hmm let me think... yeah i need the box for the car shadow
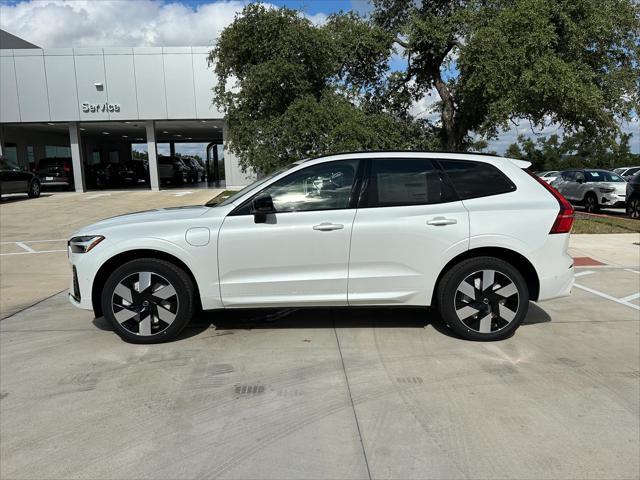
[93,302,552,343]
[0,194,53,204]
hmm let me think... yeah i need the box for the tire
[584,193,600,213]
[628,197,640,220]
[27,179,40,198]
[436,256,530,341]
[101,258,195,344]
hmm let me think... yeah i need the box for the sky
[0,0,637,155]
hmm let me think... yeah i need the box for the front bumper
[600,192,626,207]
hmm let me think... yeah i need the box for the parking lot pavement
[1,192,639,479]
[0,189,221,319]
[0,264,638,479]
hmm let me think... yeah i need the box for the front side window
[258,160,359,213]
[365,158,454,207]
[441,160,516,199]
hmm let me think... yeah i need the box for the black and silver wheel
[628,197,640,219]
[28,179,40,198]
[584,193,599,213]
[436,257,529,341]
[101,258,195,343]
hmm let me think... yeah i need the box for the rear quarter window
[440,160,516,200]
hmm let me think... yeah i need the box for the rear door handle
[313,222,344,231]
[427,217,457,226]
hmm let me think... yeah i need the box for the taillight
[63,161,71,173]
[525,170,574,234]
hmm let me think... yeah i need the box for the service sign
[81,102,121,113]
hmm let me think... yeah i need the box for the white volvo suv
[68,152,575,343]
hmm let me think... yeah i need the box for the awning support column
[145,121,160,191]
[69,123,86,193]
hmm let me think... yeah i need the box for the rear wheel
[101,258,195,344]
[584,193,600,213]
[27,179,40,198]
[436,257,529,341]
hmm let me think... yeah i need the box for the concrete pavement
[0,189,221,318]
[1,190,638,479]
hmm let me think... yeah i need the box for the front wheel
[101,258,195,344]
[28,179,41,198]
[584,193,600,213]
[628,197,640,219]
[436,257,529,341]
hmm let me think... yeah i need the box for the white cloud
[0,0,331,48]
[0,0,253,48]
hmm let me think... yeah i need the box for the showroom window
[365,158,454,207]
[258,160,359,213]
[440,160,516,199]
[44,145,71,158]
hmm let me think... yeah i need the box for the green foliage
[212,1,639,173]
[373,0,639,150]
[505,132,637,170]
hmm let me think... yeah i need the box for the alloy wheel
[630,199,640,219]
[111,271,179,336]
[585,196,596,213]
[31,181,39,196]
[454,269,520,334]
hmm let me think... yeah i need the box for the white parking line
[574,283,640,311]
[87,193,111,199]
[14,242,36,253]
[0,249,66,256]
[624,269,640,275]
[620,292,640,303]
[0,239,66,244]
[172,191,193,197]
[574,270,595,277]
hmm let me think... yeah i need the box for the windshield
[585,171,625,182]
[206,163,298,207]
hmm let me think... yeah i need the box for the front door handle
[313,222,344,231]
[427,217,457,226]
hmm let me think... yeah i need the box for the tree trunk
[433,74,463,151]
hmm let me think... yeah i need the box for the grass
[572,212,640,234]
[206,190,238,205]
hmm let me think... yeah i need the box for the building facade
[0,32,253,190]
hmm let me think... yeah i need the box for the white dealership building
[0,29,253,190]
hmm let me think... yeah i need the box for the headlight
[598,187,615,193]
[68,235,105,253]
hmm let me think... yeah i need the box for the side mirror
[576,177,584,184]
[252,194,274,223]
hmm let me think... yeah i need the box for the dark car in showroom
[158,156,189,185]
[182,156,206,183]
[86,163,137,189]
[626,172,640,219]
[34,157,73,190]
[0,155,41,198]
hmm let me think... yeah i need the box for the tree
[212,2,639,173]
[210,4,431,173]
[507,131,637,170]
[372,0,639,151]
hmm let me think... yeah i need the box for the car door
[218,159,362,307]
[0,156,21,193]
[572,171,587,201]
[348,158,469,306]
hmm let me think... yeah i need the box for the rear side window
[365,158,455,207]
[441,160,516,199]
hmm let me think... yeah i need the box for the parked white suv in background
[68,152,575,343]
[551,169,627,212]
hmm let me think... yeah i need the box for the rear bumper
[530,233,575,302]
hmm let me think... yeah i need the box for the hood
[76,205,211,233]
